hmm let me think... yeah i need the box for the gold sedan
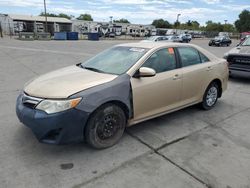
[16,42,228,149]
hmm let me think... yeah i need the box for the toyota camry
[16,42,228,149]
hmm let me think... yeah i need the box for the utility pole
[44,0,48,32]
[176,13,181,34]
[8,20,11,38]
[0,21,3,38]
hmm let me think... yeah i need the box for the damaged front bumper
[16,93,89,144]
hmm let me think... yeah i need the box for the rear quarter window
[199,52,210,63]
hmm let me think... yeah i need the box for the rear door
[177,47,213,105]
[130,47,182,122]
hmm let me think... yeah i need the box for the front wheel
[201,82,219,110]
[85,104,126,149]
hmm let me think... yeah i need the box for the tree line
[40,9,250,32]
[39,13,130,23]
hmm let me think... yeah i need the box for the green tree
[77,14,93,21]
[178,20,200,30]
[191,21,200,30]
[114,18,130,23]
[186,20,192,27]
[57,13,72,20]
[40,12,58,17]
[235,10,250,32]
[205,20,223,32]
[39,12,72,20]
[223,24,235,32]
[152,19,172,28]
[174,21,180,28]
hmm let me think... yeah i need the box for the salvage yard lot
[0,38,250,188]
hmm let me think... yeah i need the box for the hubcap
[97,114,120,140]
[206,86,218,107]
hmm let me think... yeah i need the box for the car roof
[116,42,195,49]
[116,42,219,62]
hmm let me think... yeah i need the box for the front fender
[70,74,133,118]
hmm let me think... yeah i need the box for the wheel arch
[83,100,130,141]
[207,78,222,98]
[87,100,130,123]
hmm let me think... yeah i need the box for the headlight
[223,53,228,59]
[36,98,82,114]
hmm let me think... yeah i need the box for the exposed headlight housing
[36,98,82,114]
[223,53,228,59]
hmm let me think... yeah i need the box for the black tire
[85,104,126,149]
[201,82,219,110]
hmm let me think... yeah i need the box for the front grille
[228,55,250,71]
[228,55,250,64]
[22,93,43,109]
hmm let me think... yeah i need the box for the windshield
[242,37,250,46]
[81,46,148,75]
[215,36,223,40]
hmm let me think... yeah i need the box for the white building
[0,14,72,35]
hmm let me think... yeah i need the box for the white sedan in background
[141,36,169,42]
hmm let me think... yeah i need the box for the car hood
[228,46,250,55]
[24,65,118,99]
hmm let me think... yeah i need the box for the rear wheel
[85,104,126,149]
[201,82,219,110]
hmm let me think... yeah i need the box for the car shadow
[229,76,250,84]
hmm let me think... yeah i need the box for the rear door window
[177,47,201,67]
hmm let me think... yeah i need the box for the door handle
[173,74,180,80]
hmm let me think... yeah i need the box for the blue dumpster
[67,32,79,40]
[54,32,67,40]
[88,33,99,41]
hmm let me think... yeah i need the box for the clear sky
[0,0,249,25]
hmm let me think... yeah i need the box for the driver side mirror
[134,67,156,78]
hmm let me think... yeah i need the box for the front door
[130,48,182,122]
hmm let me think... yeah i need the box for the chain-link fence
[203,31,240,39]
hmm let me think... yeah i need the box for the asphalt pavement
[0,38,250,188]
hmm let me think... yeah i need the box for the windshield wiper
[81,65,105,73]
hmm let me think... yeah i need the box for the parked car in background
[141,36,168,42]
[240,35,249,43]
[108,32,116,38]
[185,34,192,41]
[166,35,183,42]
[240,32,250,43]
[209,36,232,47]
[224,37,250,77]
[179,34,192,43]
[218,32,229,37]
[16,42,228,149]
